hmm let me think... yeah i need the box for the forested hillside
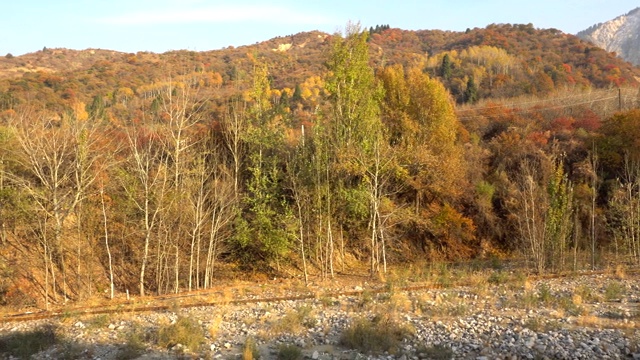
[0,23,639,307]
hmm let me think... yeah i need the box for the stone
[312,350,319,359]
[524,337,536,349]
[533,344,546,353]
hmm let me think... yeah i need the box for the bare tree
[6,110,107,302]
[512,157,573,273]
[121,125,169,297]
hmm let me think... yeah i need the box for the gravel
[1,272,639,359]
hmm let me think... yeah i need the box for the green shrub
[604,281,626,301]
[488,270,509,285]
[537,283,553,305]
[157,316,205,351]
[86,314,110,329]
[277,344,302,360]
[521,292,539,309]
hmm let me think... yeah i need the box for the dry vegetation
[0,23,639,312]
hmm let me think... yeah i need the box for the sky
[1,0,638,56]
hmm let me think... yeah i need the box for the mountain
[0,47,127,80]
[0,25,636,114]
[577,7,640,65]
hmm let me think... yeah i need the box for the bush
[340,314,413,354]
[604,281,626,301]
[117,323,148,360]
[277,344,302,360]
[537,283,553,305]
[269,306,315,336]
[242,337,260,360]
[157,316,205,351]
[488,270,509,285]
[418,344,453,360]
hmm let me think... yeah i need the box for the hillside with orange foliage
[0,24,639,308]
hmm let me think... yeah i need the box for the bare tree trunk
[100,186,114,300]
[590,151,598,270]
[174,244,179,294]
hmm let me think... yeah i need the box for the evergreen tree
[440,54,452,80]
[88,94,106,120]
[464,76,478,104]
[291,84,303,106]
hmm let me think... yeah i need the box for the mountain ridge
[577,7,640,65]
[1,25,636,110]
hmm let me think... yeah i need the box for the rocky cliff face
[577,7,640,65]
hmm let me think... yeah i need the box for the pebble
[1,274,639,360]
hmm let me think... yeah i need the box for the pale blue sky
[2,0,638,56]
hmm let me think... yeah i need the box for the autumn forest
[1,23,640,307]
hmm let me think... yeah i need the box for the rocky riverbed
[1,271,640,359]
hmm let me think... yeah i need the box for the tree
[597,109,640,179]
[512,156,573,273]
[325,22,386,274]
[379,62,480,258]
[6,110,108,303]
[464,76,479,104]
[230,58,294,269]
[88,95,106,121]
[440,54,452,80]
[120,124,169,297]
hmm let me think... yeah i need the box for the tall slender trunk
[100,186,114,299]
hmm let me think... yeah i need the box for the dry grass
[207,312,224,339]
[415,291,469,318]
[614,265,627,279]
[268,305,315,337]
[382,291,413,314]
[340,312,414,355]
[158,316,205,351]
[242,337,260,360]
[574,284,601,303]
[576,315,603,327]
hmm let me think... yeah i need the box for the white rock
[312,350,319,359]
